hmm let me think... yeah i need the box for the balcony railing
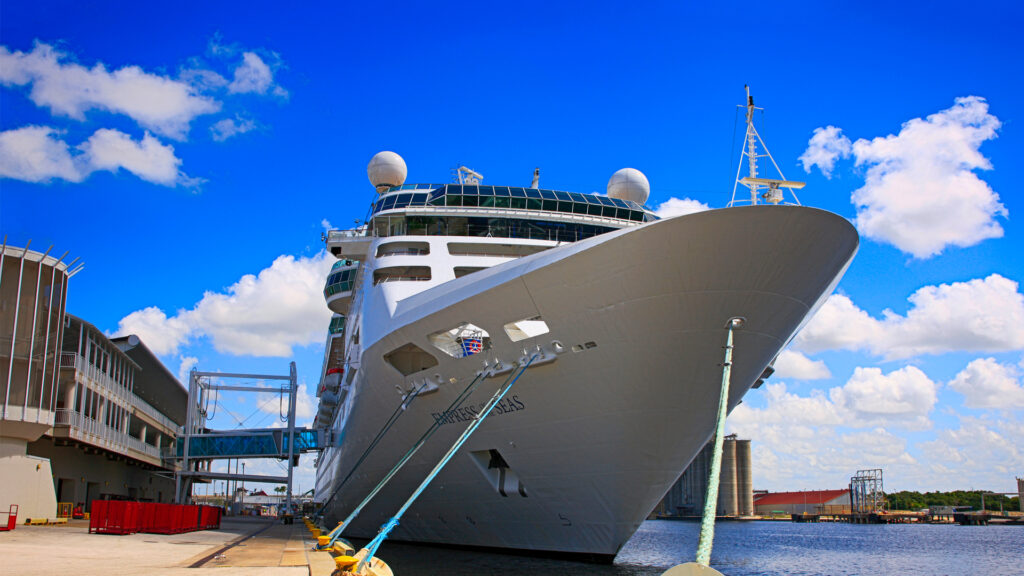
[54,409,162,461]
[60,352,179,434]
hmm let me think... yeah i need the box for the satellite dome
[607,168,650,205]
[367,151,407,190]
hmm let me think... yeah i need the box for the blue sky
[2,1,1022,494]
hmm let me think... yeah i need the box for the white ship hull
[316,205,857,559]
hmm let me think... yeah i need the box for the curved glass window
[325,266,358,296]
[371,184,656,223]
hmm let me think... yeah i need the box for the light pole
[242,463,246,492]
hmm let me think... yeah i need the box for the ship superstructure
[311,93,858,560]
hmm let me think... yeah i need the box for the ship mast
[729,85,805,206]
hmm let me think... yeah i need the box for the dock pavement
[0,516,336,576]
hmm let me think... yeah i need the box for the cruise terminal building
[1,243,185,519]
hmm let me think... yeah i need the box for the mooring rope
[357,354,539,570]
[695,321,738,566]
[319,370,490,549]
[320,379,433,515]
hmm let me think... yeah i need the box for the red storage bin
[89,501,219,536]
[142,502,174,534]
[88,500,140,535]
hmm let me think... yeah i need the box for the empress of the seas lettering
[431,395,526,426]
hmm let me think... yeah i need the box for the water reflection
[367,519,1024,576]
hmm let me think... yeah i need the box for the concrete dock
[0,517,334,576]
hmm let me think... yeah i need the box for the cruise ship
[312,95,859,561]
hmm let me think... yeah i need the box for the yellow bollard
[311,528,321,538]
[334,555,359,572]
[318,535,331,548]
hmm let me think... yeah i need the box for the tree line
[886,490,1021,512]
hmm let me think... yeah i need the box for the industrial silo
[736,439,753,516]
[718,436,738,515]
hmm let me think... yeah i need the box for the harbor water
[367,519,1024,576]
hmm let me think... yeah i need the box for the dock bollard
[334,555,359,572]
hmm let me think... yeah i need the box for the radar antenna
[728,85,804,206]
[455,165,483,185]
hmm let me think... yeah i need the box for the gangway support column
[284,361,297,517]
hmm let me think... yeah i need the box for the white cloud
[772,350,831,380]
[731,363,1022,491]
[829,366,937,430]
[653,197,710,219]
[114,306,194,355]
[257,383,316,422]
[178,356,199,386]
[210,116,257,141]
[189,252,334,356]
[796,274,1024,359]
[735,366,937,431]
[0,125,196,187]
[838,96,1004,258]
[0,125,83,183]
[948,357,1024,410]
[919,416,1024,488]
[729,381,922,488]
[799,125,851,178]
[732,366,936,433]
[113,252,335,357]
[0,42,219,139]
[80,129,183,185]
[228,52,286,97]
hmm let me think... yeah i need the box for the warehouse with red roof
[754,489,851,515]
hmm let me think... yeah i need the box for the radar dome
[607,168,650,205]
[367,151,407,190]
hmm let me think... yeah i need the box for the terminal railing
[60,352,179,434]
[54,409,162,461]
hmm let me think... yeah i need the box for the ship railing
[327,228,368,241]
[447,251,527,258]
[376,249,429,256]
[382,205,647,226]
[373,275,431,285]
